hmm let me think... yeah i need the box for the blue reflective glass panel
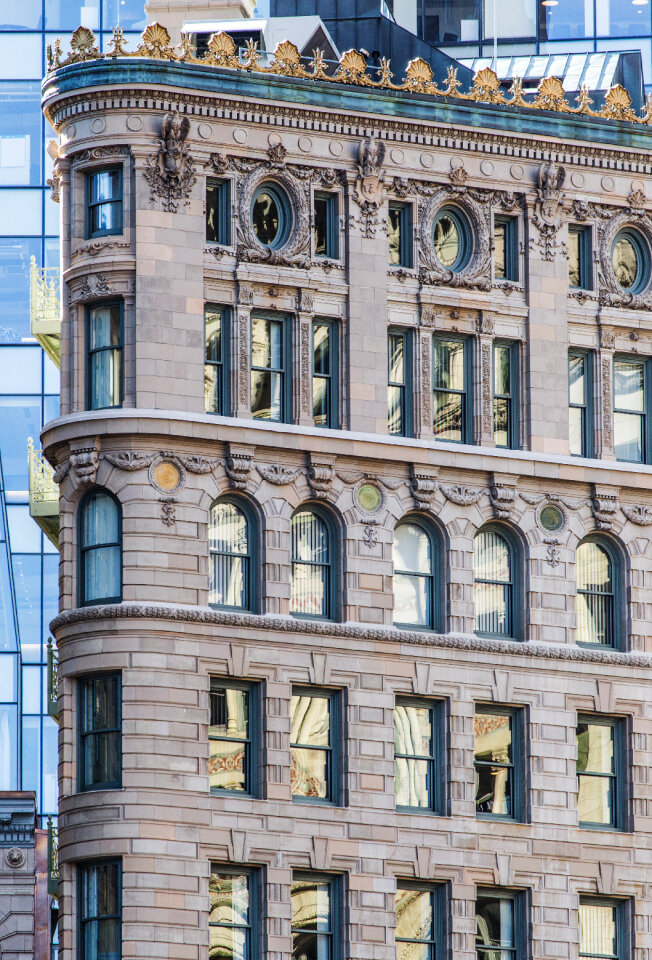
[103,0,147,31]
[12,555,41,656]
[0,0,42,28]
[0,83,42,185]
[0,190,42,236]
[22,663,41,713]
[21,715,40,792]
[8,508,41,552]
[0,35,42,80]
[45,0,100,29]
[0,398,41,493]
[0,239,41,342]
[0,347,42,395]
[0,704,18,789]
[43,555,59,643]
[42,717,58,812]
[0,654,17,701]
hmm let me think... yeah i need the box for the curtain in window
[576,541,613,646]
[81,492,121,604]
[393,522,433,626]
[89,304,121,409]
[209,502,249,608]
[291,511,330,617]
[473,529,512,636]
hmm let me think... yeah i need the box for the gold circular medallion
[153,461,181,492]
[356,483,382,514]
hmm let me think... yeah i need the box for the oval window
[612,229,648,293]
[251,182,291,249]
[433,207,470,271]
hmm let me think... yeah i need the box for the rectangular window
[251,315,287,422]
[86,167,122,239]
[569,226,592,289]
[313,320,337,428]
[79,860,121,960]
[87,302,123,410]
[493,342,518,449]
[395,884,445,960]
[209,866,254,960]
[613,357,647,463]
[314,192,338,259]
[474,707,523,820]
[389,202,413,268]
[579,898,624,960]
[433,337,468,443]
[205,305,228,415]
[394,699,443,812]
[291,689,336,803]
[388,329,411,437]
[291,874,336,960]
[494,217,518,282]
[209,680,252,795]
[206,178,231,245]
[569,351,592,457]
[577,717,622,829]
[476,890,522,960]
[79,675,121,791]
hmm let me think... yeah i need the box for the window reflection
[476,894,516,960]
[577,720,616,826]
[433,338,466,441]
[473,529,513,637]
[393,522,434,628]
[209,501,250,610]
[576,541,614,646]
[613,358,645,463]
[394,702,435,809]
[474,710,514,817]
[291,693,331,801]
[79,490,121,605]
[291,876,333,960]
[291,510,331,619]
[251,316,284,422]
[395,886,436,960]
[209,683,250,793]
[579,900,618,960]
[209,870,251,960]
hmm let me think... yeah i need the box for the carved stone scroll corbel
[489,473,518,520]
[226,444,255,490]
[592,484,619,531]
[409,466,438,509]
[308,454,335,499]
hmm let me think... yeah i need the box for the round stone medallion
[571,171,585,188]
[510,163,524,180]
[420,152,434,168]
[391,148,405,164]
[298,136,313,153]
[5,847,25,869]
[127,115,143,132]
[537,502,566,534]
[233,128,248,144]
[355,482,383,514]
[90,117,105,134]
[198,123,213,140]
[149,458,185,494]
[601,175,616,192]
[329,140,343,156]
[480,159,494,176]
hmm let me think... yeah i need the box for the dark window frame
[392,517,440,632]
[312,319,338,429]
[78,488,123,607]
[576,714,626,831]
[209,678,258,797]
[388,328,412,438]
[209,864,259,960]
[394,696,447,814]
[432,334,472,444]
[569,349,594,458]
[85,300,124,412]
[291,871,341,960]
[251,181,292,250]
[290,686,340,806]
[613,354,651,464]
[474,704,526,823]
[313,190,339,260]
[85,166,123,240]
[250,312,291,424]
[612,226,650,296]
[78,859,122,960]
[569,225,593,290]
[395,881,448,960]
[576,536,619,650]
[432,205,472,273]
[579,896,628,960]
[389,201,414,268]
[78,673,122,792]
[208,496,256,613]
[205,304,230,416]
[493,340,519,450]
[290,504,337,622]
[206,177,232,246]
[473,523,521,641]
[494,215,519,282]
[475,887,527,960]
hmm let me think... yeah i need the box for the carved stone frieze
[256,464,302,485]
[71,238,131,260]
[481,342,492,437]
[71,145,124,165]
[174,454,221,474]
[440,484,484,506]
[621,504,652,525]
[352,135,386,238]
[601,357,613,450]
[519,491,582,510]
[78,273,112,300]
[143,110,196,212]
[104,451,158,471]
[532,161,565,261]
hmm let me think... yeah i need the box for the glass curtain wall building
[0,0,146,825]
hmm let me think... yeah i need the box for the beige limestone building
[39,21,652,960]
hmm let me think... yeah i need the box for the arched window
[473,527,515,638]
[291,508,332,619]
[209,500,252,610]
[393,519,436,629]
[576,539,615,646]
[79,490,122,606]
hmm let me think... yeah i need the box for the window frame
[290,505,337,622]
[432,334,472,444]
[78,859,122,960]
[395,881,448,960]
[493,215,519,283]
[473,524,521,641]
[209,678,257,798]
[613,354,650,464]
[206,177,232,246]
[205,304,230,416]
[85,166,123,240]
[569,349,594,458]
[250,312,291,424]
[394,697,446,814]
[493,340,519,450]
[612,226,650,296]
[576,714,626,832]
[209,864,259,960]
[475,887,526,960]
[474,704,526,823]
[313,190,339,260]
[568,224,593,291]
[291,871,340,960]
[78,488,123,607]
[575,536,619,650]
[208,496,256,613]
[388,201,414,269]
[388,327,412,438]
[578,896,628,960]
[85,300,124,412]
[251,180,292,250]
[392,517,440,632]
[312,319,338,429]
[78,673,122,793]
[432,205,472,273]
[290,686,340,806]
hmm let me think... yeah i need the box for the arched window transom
[291,510,331,619]
[209,501,251,610]
[80,490,121,606]
[393,521,435,628]
[473,528,514,638]
[576,540,615,647]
